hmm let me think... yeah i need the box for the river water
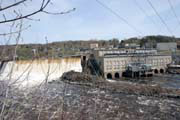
[41,75,180,120]
[119,74,180,89]
[152,74,180,89]
[1,73,180,119]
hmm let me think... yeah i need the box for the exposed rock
[61,71,104,84]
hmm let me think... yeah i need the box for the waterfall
[0,57,82,88]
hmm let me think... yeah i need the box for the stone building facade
[93,49,172,79]
[101,55,172,79]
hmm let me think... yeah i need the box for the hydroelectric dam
[0,56,82,88]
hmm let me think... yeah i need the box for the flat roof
[103,54,171,58]
[94,48,157,51]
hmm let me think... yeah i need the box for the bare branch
[41,0,50,10]
[13,10,20,17]
[25,17,40,21]
[0,9,42,24]
[0,0,75,24]
[2,14,6,21]
[0,0,27,12]
[0,25,31,36]
[42,8,76,15]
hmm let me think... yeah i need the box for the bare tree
[0,0,75,41]
[0,0,75,24]
[0,1,76,119]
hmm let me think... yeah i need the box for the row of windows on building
[106,65,125,71]
[146,58,171,65]
[105,58,171,66]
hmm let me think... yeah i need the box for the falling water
[0,57,82,88]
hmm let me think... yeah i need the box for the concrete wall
[0,57,82,88]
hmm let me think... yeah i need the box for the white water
[0,58,82,88]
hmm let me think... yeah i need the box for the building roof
[103,54,171,58]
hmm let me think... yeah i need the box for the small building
[90,43,98,49]
[177,41,180,50]
[125,43,140,49]
[125,63,153,77]
[32,49,37,56]
[157,42,177,51]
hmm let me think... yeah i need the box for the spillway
[0,57,82,88]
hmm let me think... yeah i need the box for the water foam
[0,58,82,88]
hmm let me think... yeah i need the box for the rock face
[0,58,82,88]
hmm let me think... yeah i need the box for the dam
[0,56,82,88]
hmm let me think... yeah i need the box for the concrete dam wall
[0,57,82,88]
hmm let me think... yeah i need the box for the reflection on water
[120,74,180,89]
[151,74,180,89]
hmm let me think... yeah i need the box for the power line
[146,0,173,35]
[133,0,162,33]
[95,0,143,36]
[168,0,180,30]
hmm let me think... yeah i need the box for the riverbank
[60,71,180,99]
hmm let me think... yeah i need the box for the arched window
[154,69,158,74]
[107,73,112,79]
[160,69,164,74]
[115,73,120,79]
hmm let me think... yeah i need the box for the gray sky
[1,0,180,44]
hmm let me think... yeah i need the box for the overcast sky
[1,0,180,44]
